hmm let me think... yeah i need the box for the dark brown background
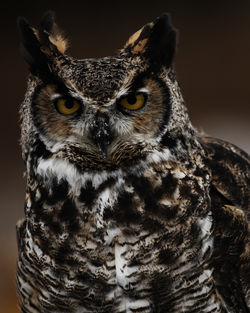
[0,0,249,312]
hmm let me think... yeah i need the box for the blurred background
[0,0,249,312]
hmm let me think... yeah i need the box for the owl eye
[119,93,146,111]
[54,97,81,115]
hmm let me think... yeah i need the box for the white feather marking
[37,158,80,188]
[114,243,128,289]
[146,148,171,164]
[33,242,43,258]
[105,228,122,245]
[18,277,33,295]
[197,213,214,259]
[173,187,180,200]
[35,188,41,200]
[115,86,150,101]
[198,213,213,239]
[37,158,123,193]
[96,188,115,228]
[172,168,186,179]
[50,142,66,153]
[41,268,56,280]
[203,297,220,313]
[174,257,197,276]
[37,147,171,194]
[50,93,62,101]
[158,198,172,206]
[85,240,97,250]
[26,193,32,208]
[26,228,52,264]
[198,269,212,284]
[129,299,150,310]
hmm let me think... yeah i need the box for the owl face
[19,12,191,169]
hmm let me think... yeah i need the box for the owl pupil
[65,99,74,109]
[127,95,137,105]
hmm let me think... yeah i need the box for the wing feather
[200,136,250,312]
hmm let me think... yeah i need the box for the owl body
[18,146,216,313]
[17,13,250,313]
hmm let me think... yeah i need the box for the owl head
[19,12,194,172]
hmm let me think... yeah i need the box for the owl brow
[48,81,82,100]
[137,87,149,94]
[127,69,154,92]
[35,68,66,88]
[49,90,86,107]
[115,86,149,103]
[50,93,63,101]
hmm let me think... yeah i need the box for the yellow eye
[119,93,146,111]
[55,98,81,115]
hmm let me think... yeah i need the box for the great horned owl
[17,12,250,313]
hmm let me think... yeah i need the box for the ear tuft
[18,12,68,76]
[124,22,153,54]
[17,16,50,74]
[147,13,177,68]
[124,13,177,68]
[38,10,56,34]
[39,11,68,54]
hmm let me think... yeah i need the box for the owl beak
[90,112,113,158]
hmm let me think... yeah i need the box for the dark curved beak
[89,112,113,158]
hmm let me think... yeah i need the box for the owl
[17,11,249,313]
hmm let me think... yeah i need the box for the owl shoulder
[200,136,250,211]
[199,138,250,310]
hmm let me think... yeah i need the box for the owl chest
[25,166,214,312]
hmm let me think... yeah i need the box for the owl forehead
[63,55,145,103]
